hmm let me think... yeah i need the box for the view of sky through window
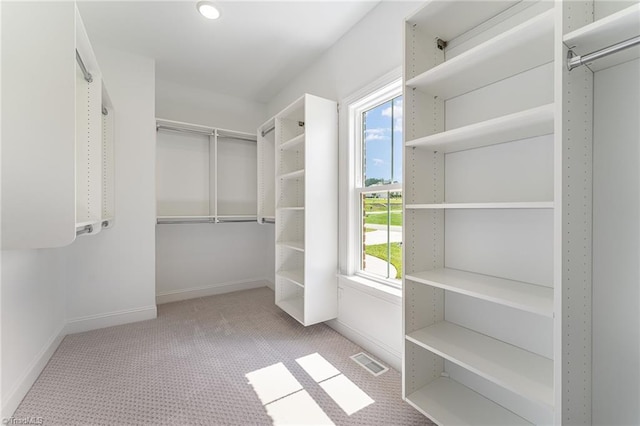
[361,95,403,283]
[363,96,403,187]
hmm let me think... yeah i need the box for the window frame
[344,76,403,288]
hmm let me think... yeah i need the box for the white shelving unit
[561,2,640,424]
[155,119,257,224]
[2,2,115,248]
[257,118,276,223]
[403,1,593,425]
[101,84,115,229]
[274,94,338,326]
[563,3,640,72]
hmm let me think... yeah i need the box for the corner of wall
[1,325,66,419]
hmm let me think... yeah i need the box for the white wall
[155,78,275,303]
[267,1,420,116]
[1,250,66,418]
[64,46,157,333]
[156,78,265,133]
[266,1,420,370]
[592,58,640,426]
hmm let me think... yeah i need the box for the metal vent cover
[350,352,389,376]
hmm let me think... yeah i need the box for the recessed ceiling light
[197,1,220,20]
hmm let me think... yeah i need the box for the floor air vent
[350,352,388,376]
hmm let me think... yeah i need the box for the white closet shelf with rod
[564,3,640,72]
[257,117,276,224]
[156,119,258,142]
[156,118,258,224]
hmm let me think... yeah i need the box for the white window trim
[338,68,403,288]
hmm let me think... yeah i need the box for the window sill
[338,274,402,306]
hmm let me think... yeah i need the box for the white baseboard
[326,319,402,372]
[156,279,269,305]
[64,305,157,335]
[2,324,66,418]
[264,280,275,291]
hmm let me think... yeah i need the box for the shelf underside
[407,377,531,426]
[406,10,554,99]
[405,104,554,153]
[406,321,553,408]
[278,169,305,180]
[277,241,305,252]
[406,268,553,318]
[277,296,304,324]
[280,133,305,150]
[406,1,520,42]
[278,269,304,287]
[564,4,640,72]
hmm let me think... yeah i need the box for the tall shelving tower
[401,1,600,424]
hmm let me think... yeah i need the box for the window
[348,79,402,286]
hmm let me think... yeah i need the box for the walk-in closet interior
[1,0,638,425]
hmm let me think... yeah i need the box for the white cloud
[372,158,384,166]
[381,104,403,121]
[394,117,403,132]
[365,128,389,141]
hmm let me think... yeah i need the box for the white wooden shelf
[157,215,214,220]
[217,215,258,222]
[274,94,337,326]
[564,4,640,72]
[406,1,519,42]
[277,269,305,288]
[406,202,554,210]
[406,321,553,408]
[405,104,554,153]
[406,268,553,318]
[280,133,305,150]
[277,296,304,324]
[405,10,554,99]
[406,377,531,426]
[278,169,305,180]
[156,215,215,224]
[278,241,305,252]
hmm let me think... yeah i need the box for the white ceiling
[78,1,380,103]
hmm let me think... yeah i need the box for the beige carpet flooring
[14,287,431,425]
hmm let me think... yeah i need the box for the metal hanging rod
[157,217,258,225]
[76,224,93,236]
[156,125,214,136]
[261,125,275,138]
[261,217,275,224]
[218,133,257,143]
[156,124,257,142]
[567,35,640,71]
[75,49,93,83]
[217,218,257,223]
[260,121,304,138]
[157,218,215,225]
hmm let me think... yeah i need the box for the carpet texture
[14,287,431,425]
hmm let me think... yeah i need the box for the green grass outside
[363,197,402,212]
[365,242,403,279]
[364,211,403,226]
